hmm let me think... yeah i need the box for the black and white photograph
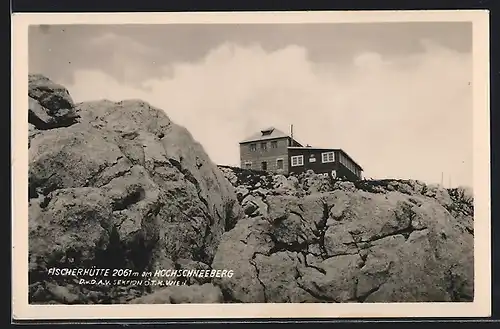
[12,10,490,319]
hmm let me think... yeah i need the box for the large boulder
[28,75,243,304]
[28,74,79,130]
[212,189,473,303]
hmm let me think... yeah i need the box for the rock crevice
[213,166,474,303]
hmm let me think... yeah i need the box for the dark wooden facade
[287,147,363,181]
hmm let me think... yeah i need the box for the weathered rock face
[28,74,80,130]
[27,75,473,305]
[28,75,243,304]
[214,166,474,303]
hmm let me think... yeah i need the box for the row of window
[243,151,360,177]
[245,158,284,171]
[290,151,335,167]
[249,141,278,152]
[338,153,360,176]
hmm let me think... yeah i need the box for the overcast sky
[28,22,473,188]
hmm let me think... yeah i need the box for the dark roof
[240,127,290,143]
[287,146,363,171]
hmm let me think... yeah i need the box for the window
[261,128,274,136]
[244,161,252,169]
[309,157,316,163]
[322,152,335,163]
[291,155,304,167]
[261,142,267,150]
[276,158,284,169]
[271,141,278,148]
[249,144,256,152]
[346,161,358,175]
[261,161,267,171]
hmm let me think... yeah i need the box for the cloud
[29,29,165,87]
[62,40,472,188]
[85,32,165,85]
[88,32,159,58]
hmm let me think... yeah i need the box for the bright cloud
[63,40,472,188]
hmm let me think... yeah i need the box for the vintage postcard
[12,10,490,320]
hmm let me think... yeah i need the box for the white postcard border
[11,10,491,320]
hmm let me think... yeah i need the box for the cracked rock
[214,168,474,303]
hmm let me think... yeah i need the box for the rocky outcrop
[28,74,80,130]
[213,166,474,303]
[28,75,243,304]
[27,75,473,304]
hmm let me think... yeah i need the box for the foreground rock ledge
[212,168,473,303]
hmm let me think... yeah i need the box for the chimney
[290,124,294,145]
